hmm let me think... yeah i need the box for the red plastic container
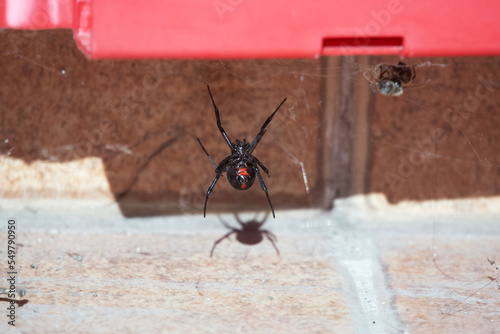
[1,0,499,59]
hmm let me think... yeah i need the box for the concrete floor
[1,198,499,333]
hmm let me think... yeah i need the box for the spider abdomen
[226,165,256,190]
[377,80,403,96]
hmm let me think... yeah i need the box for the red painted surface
[0,0,73,29]
[1,0,499,59]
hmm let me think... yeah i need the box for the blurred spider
[210,213,279,257]
[197,85,287,218]
[364,62,416,96]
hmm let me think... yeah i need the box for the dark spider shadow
[210,212,280,257]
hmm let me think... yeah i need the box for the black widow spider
[197,85,287,218]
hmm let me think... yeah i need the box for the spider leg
[251,156,270,178]
[249,97,287,154]
[204,174,220,217]
[207,85,233,150]
[197,138,217,168]
[203,156,234,217]
[262,230,280,256]
[378,65,390,78]
[254,166,275,218]
[210,231,235,257]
